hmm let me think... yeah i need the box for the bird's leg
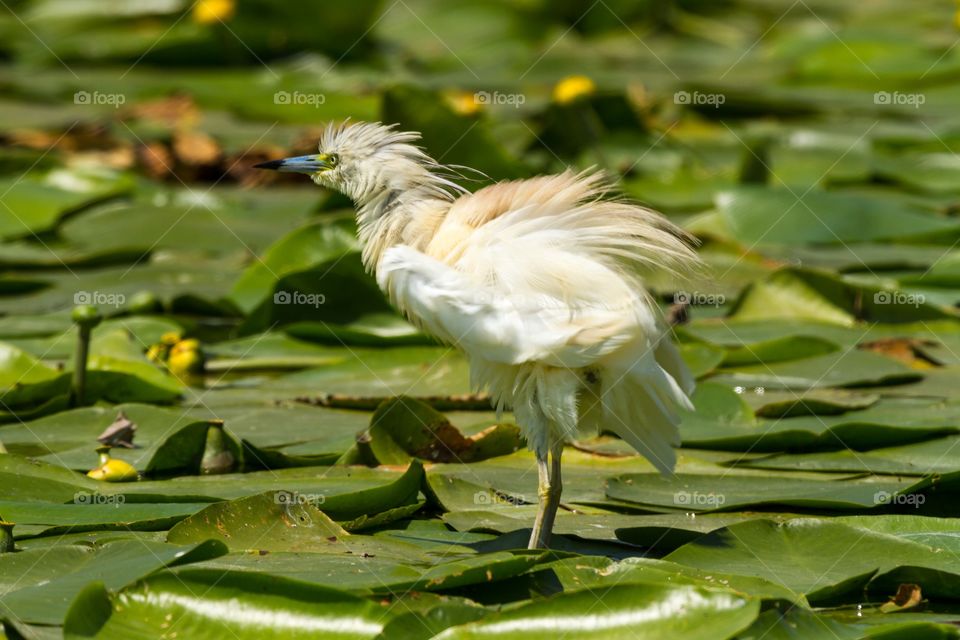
[528,449,551,549]
[528,444,564,549]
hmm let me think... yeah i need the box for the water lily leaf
[874,153,960,194]
[680,342,726,378]
[284,314,430,347]
[204,332,349,371]
[426,450,664,514]
[666,518,960,604]
[768,129,870,187]
[734,605,879,640]
[59,190,317,259]
[186,548,538,595]
[714,187,960,247]
[0,341,62,400]
[338,500,425,532]
[165,490,354,552]
[832,515,960,555]
[0,538,225,625]
[761,243,955,273]
[736,434,960,476]
[547,556,803,604]
[228,217,359,315]
[721,335,839,367]
[729,268,954,326]
[623,163,738,212]
[144,419,244,477]
[271,347,472,398]
[0,260,239,317]
[682,388,960,452]
[436,581,759,639]
[711,349,919,391]
[0,500,207,538]
[241,439,342,470]
[0,170,131,240]
[751,389,880,419]
[2,404,207,470]
[441,509,774,552]
[63,569,387,640]
[118,462,425,521]
[0,453,98,502]
[606,472,922,513]
[239,253,394,335]
[365,397,522,465]
[378,602,488,640]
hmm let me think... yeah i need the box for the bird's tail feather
[581,342,693,475]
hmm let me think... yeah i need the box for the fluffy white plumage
[261,121,701,546]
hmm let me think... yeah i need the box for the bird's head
[255,121,460,204]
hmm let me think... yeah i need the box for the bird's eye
[327,153,339,167]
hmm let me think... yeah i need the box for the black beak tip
[254,159,284,171]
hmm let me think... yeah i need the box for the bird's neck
[355,185,449,274]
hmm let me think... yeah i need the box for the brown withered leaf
[879,583,923,613]
[172,130,221,166]
[97,411,137,449]
[858,338,939,369]
[124,94,199,128]
[136,142,175,179]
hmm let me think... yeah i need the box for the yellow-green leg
[528,444,563,549]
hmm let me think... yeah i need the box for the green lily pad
[63,570,387,639]
[715,186,960,247]
[0,538,225,625]
[0,169,132,240]
[667,518,960,604]
[364,396,522,465]
[436,581,759,639]
[606,472,923,513]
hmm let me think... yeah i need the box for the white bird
[256,121,700,548]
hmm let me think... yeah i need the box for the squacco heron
[256,121,699,549]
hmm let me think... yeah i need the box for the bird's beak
[253,154,328,174]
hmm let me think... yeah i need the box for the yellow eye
[327,153,339,167]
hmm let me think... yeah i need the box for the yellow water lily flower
[87,446,138,482]
[160,331,181,346]
[553,75,596,105]
[445,90,482,116]
[193,0,235,24]
[168,338,205,376]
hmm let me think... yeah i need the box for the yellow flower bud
[553,75,596,105]
[193,0,235,24]
[160,332,181,346]
[87,446,138,482]
[146,344,165,363]
[171,339,201,354]
[445,90,482,116]
[168,343,205,376]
